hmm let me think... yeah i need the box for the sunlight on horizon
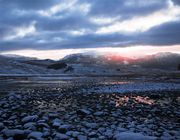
[1,45,180,60]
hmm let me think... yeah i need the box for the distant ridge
[0,52,180,74]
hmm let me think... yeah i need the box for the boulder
[115,132,157,140]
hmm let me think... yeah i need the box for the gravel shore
[0,81,180,140]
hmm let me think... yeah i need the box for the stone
[77,109,91,116]
[8,93,22,100]
[48,113,59,118]
[83,122,97,129]
[115,132,157,140]
[52,118,61,128]
[37,122,49,128]
[54,133,70,140]
[59,125,71,133]
[22,115,38,123]
[43,130,50,138]
[98,127,106,133]
[88,132,97,138]
[104,129,113,138]
[2,129,26,139]
[99,136,106,139]
[28,131,43,140]
[94,111,104,116]
[71,131,80,137]
[23,122,36,130]
[77,135,87,140]
[0,123,4,130]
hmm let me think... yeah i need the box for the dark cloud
[172,0,180,5]
[139,21,180,46]
[37,15,98,31]
[0,0,59,10]
[81,0,168,19]
[0,0,179,52]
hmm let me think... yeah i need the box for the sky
[0,0,180,59]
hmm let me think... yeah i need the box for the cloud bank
[0,0,180,52]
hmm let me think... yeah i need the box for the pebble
[2,129,26,139]
[115,132,157,140]
[0,123,4,130]
[77,135,87,140]
[52,118,61,128]
[0,86,179,140]
[83,122,97,129]
[22,115,38,123]
[28,131,43,140]
[23,122,36,130]
[77,109,91,116]
[59,124,71,133]
[54,132,69,140]
[94,111,104,116]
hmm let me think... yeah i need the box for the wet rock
[71,131,80,137]
[59,124,71,133]
[77,109,91,116]
[8,93,22,100]
[88,132,97,138]
[83,122,97,129]
[2,129,26,139]
[109,101,115,105]
[22,115,38,123]
[27,131,43,140]
[37,122,49,128]
[48,113,59,118]
[161,132,172,140]
[24,129,32,135]
[52,118,61,128]
[9,115,17,120]
[115,132,157,140]
[98,127,106,133]
[99,136,106,139]
[23,122,36,130]
[0,123,4,130]
[43,130,51,138]
[54,132,70,140]
[104,129,113,138]
[94,111,104,116]
[66,131,73,136]
[3,120,14,126]
[77,135,87,140]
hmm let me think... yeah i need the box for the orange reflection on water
[115,95,154,107]
[104,81,131,85]
[133,96,154,105]
[115,96,129,107]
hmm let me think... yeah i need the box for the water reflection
[115,96,155,107]
[103,81,132,85]
[133,96,154,105]
[115,96,129,107]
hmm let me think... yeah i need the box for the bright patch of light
[38,0,90,17]
[97,4,180,34]
[69,29,89,36]
[90,16,119,25]
[125,0,163,7]
[3,22,36,41]
[76,3,91,14]
[1,45,180,60]
[38,0,77,17]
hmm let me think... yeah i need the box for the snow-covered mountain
[0,55,63,74]
[0,52,179,74]
[61,52,180,70]
[135,52,180,70]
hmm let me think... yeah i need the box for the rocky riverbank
[0,84,179,140]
